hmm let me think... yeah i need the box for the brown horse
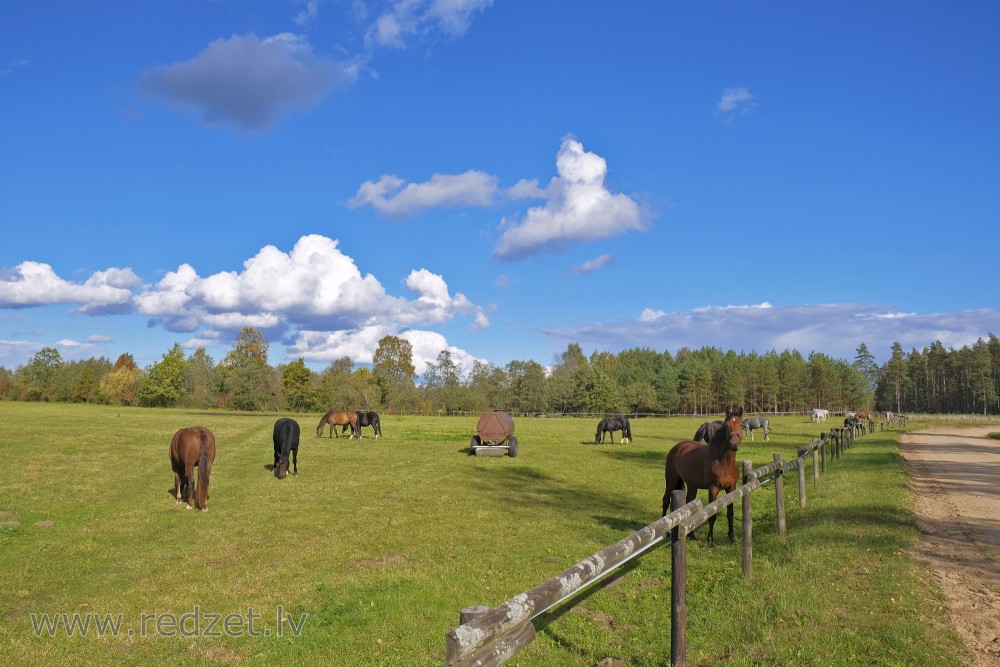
[855,411,871,420]
[316,410,358,438]
[662,407,744,547]
[169,427,216,511]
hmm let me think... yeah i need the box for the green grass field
[0,403,971,666]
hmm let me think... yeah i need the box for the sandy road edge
[898,427,1000,667]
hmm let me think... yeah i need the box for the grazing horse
[169,427,216,511]
[811,408,829,423]
[316,410,358,438]
[273,418,300,479]
[744,417,770,441]
[844,416,866,434]
[662,407,744,547]
[694,420,723,444]
[855,411,871,420]
[355,411,382,439]
[595,416,632,444]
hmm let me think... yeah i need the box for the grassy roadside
[0,403,974,666]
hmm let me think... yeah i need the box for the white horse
[811,408,829,423]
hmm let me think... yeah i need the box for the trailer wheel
[507,435,518,457]
[469,435,481,454]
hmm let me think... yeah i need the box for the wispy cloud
[0,58,29,77]
[569,254,614,276]
[715,86,756,123]
[139,33,355,132]
[541,302,1000,364]
[365,0,494,49]
[348,171,498,217]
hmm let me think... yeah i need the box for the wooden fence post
[773,453,786,538]
[812,441,819,487]
[671,489,687,667]
[796,447,806,508]
[820,433,827,472]
[742,460,753,579]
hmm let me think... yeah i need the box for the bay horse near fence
[169,427,216,511]
[355,411,382,439]
[595,416,632,444]
[662,407,744,547]
[744,417,770,441]
[316,410,358,438]
[694,420,723,444]
[273,418,300,479]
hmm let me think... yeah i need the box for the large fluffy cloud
[132,234,488,355]
[0,261,140,313]
[139,33,352,132]
[494,138,648,258]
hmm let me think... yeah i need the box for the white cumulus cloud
[493,137,648,259]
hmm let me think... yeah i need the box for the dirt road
[898,427,1000,667]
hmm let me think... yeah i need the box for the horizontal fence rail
[443,419,885,666]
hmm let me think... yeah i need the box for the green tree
[506,359,548,414]
[372,335,416,410]
[320,356,355,409]
[879,342,910,412]
[218,327,275,411]
[281,358,319,412]
[138,343,187,407]
[547,343,592,413]
[19,347,64,401]
[181,348,217,409]
[584,369,622,414]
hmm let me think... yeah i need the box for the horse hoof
[185,504,193,510]
[201,508,208,513]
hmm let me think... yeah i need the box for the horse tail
[196,429,212,509]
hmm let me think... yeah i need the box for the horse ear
[736,407,744,417]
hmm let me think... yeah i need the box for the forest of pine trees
[3,327,999,416]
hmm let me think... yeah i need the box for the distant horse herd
[167,409,382,511]
[169,407,878,517]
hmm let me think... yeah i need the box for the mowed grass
[0,403,970,666]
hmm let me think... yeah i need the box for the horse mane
[195,429,212,509]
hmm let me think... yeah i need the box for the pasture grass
[0,404,973,666]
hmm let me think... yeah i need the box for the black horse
[273,418,300,479]
[595,416,632,444]
[694,420,723,444]
[844,416,866,435]
[355,411,382,439]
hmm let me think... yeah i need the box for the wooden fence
[443,419,890,667]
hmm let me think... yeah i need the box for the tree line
[3,326,999,416]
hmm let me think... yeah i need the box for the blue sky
[1,1,998,376]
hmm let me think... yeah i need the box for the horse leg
[726,485,736,543]
[685,487,700,541]
[174,471,183,504]
[184,464,195,510]
[292,448,298,476]
[706,487,720,547]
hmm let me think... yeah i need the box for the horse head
[722,406,744,450]
[277,455,289,479]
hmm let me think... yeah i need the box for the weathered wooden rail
[443,420,882,666]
